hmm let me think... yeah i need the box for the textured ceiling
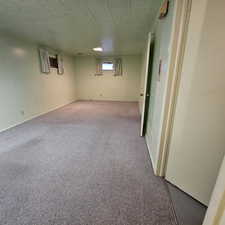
[0,0,162,56]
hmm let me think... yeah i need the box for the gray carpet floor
[167,182,206,225]
[0,101,177,225]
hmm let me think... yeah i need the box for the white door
[140,33,152,136]
[165,0,225,205]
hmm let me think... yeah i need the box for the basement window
[102,61,114,71]
[49,55,58,69]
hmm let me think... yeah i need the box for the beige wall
[203,156,225,225]
[74,55,142,102]
[0,35,77,132]
[166,0,225,205]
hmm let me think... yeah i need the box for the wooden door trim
[155,0,192,176]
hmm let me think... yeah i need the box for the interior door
[140,33,153,136]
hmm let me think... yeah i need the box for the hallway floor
[167,182,206,225]
[0,101,177,225]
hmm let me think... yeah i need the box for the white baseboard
[0,99,77,134]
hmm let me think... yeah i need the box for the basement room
[0,1,224,225]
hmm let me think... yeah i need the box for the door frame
[154,0,192,176]
[153,1,225,224]
[140,32,154,136]
[202,155,225,225]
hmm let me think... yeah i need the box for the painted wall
[139,0,164,114]
[166,0,225,205]
[139,43,148,113]
[203,155,225,225]
[0,35,77,132]
[74,55,142,102]
[145,0,174,171]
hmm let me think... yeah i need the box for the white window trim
[102,60,115,71]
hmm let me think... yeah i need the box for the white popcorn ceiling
[0,0,162,55]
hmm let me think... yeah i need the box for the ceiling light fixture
[93,47,103,52]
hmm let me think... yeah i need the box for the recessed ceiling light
[93,47,103,52]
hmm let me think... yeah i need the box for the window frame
[49,54,59,69]
[101,61,115,71]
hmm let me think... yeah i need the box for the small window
[49,56,58,69]
[102,61,114,71]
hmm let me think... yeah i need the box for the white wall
[166,0,225,205]
[145,0,175,172]
[74,55,142,102]
[139,0,164,114]
[139,45,148,113]
[0,35,77,132]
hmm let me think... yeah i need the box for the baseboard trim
[77,99,139,103]
[145,133,157,175]
[0,99,77,134]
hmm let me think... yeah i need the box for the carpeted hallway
[0,101,177,225]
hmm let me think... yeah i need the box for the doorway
[140,0,220,224]
[140,33,154,137]
[165,0,225,206]
[145,0,225,224]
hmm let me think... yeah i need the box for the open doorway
[140,0,225,224]
[165,0,225,213]
[140,33,154,137]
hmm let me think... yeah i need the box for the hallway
[0,101,176,225]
